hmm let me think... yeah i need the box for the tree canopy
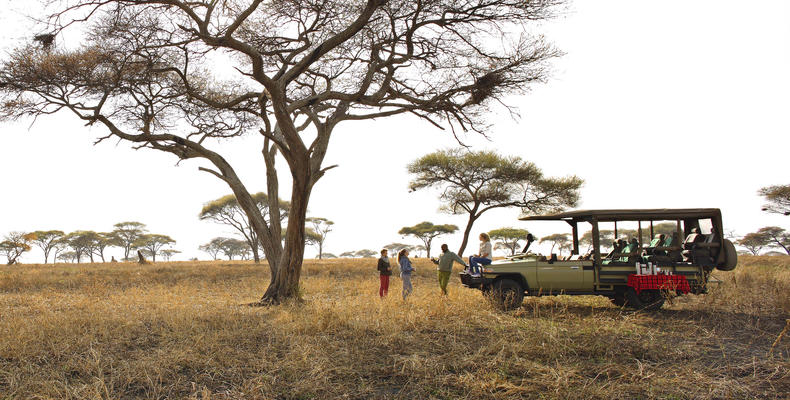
[755,226,790,255]
[132,234,176,262]
[759,184,790,216]
[111,222,147,260]
[0,232,35,265]
[488,227,530,256]
[398,222,458,258]
[737,232,771,255]
[540,233,570,256]
[408,149,582,256]
[30,230,64,264]
[0,0,564,302]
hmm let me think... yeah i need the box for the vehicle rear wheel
[624,287,664,311]
[610,292,626,307]
[489,279,524,311]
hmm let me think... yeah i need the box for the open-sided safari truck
[460,209,738,310]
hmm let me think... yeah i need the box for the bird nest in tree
[469,72,505,105]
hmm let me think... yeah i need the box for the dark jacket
[377,256,392,276]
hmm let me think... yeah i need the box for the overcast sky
[1,1,789,262]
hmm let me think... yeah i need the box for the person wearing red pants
[377,249,393,297]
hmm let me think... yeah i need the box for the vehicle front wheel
[610,292,626,307]
[489,279,524,311]
[624,288,664,311]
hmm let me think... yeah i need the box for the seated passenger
[644,233,666,256]
[605,239,625,259]
[618,238,640,263]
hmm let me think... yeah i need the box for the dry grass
[0,256,788,399]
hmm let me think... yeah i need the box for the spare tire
[716,239,738,271]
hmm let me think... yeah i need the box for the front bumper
[459,271,492,288]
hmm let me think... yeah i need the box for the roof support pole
[571,222,579,255]
[638,221,643,249]
[592,218,601,266]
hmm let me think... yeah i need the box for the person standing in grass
[398,248,415,300]
[377,249,393,297]
[433,243,468,296]
[469,233,493,277]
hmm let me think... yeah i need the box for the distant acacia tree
[413,245,427,258]
[215,238,250,261]
[31,230,64,264]
[540,233,570,256]
[0,0,563,303]
[355,249,377,258]
[399,222,458,258]
[319,253,337,259]
[133,234,176,262]
[111,222,147,260]
[737,232,770,255]
[0,232,35,265]
[339,251,357,258]
[57,251,77,263]
[652,223,679,237]
[306,217,334,260]
[759,184,790,216]
[88,232,117,263]
[199,238,224,261]
[62,231,97,263]
[489,228,530,256]
[756,227,790,255]
[383,243,412,255]
[408,149,582,256]
[200,193,289,263]
[580,230,614,252]
[160,249,180,261]
[50,238,69,264]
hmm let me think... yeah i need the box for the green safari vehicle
[459,209,738,310]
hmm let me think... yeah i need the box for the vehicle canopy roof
[519,208,722,223]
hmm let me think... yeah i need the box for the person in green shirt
[432,244,469,295]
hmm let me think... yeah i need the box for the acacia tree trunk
[457,206,481,257]
[251,244,261,263]
[260,167,312,303]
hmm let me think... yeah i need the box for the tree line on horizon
[0,222,176,265]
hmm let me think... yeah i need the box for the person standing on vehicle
[433,243,468,295]
[377,249,393,298]
[469,233,493,277]
[398,248,415,300]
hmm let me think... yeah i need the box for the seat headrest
[691,227,700,234]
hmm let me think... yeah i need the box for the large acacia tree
[0,0,564,302]
[409,149,583,256]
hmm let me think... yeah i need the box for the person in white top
[468,232,493,277]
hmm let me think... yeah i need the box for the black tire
[489,279,524,311]
[610,292,626,307]
[624,287,664,311]
[716,239,738,271]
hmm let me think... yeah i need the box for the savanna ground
[0,256,788,399]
